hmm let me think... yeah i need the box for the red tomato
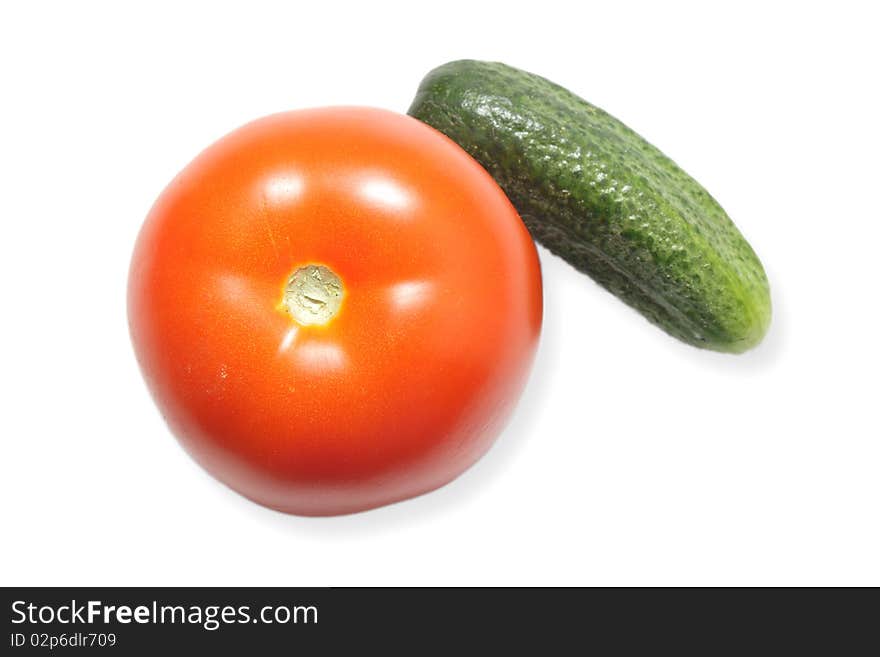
[128,107,542,516]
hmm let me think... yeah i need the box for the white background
[2,1,878,586]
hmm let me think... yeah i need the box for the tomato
[128,107,542,516]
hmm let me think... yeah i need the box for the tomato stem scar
[282,264,344,326]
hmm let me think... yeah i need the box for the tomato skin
[128,107,542,516]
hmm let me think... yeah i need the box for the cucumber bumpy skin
[408,60,771,353]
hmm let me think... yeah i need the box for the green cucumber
[408,60,771,353]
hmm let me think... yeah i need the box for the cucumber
[408,60,771,353]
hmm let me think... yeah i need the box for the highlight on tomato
[128,107,542,516]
